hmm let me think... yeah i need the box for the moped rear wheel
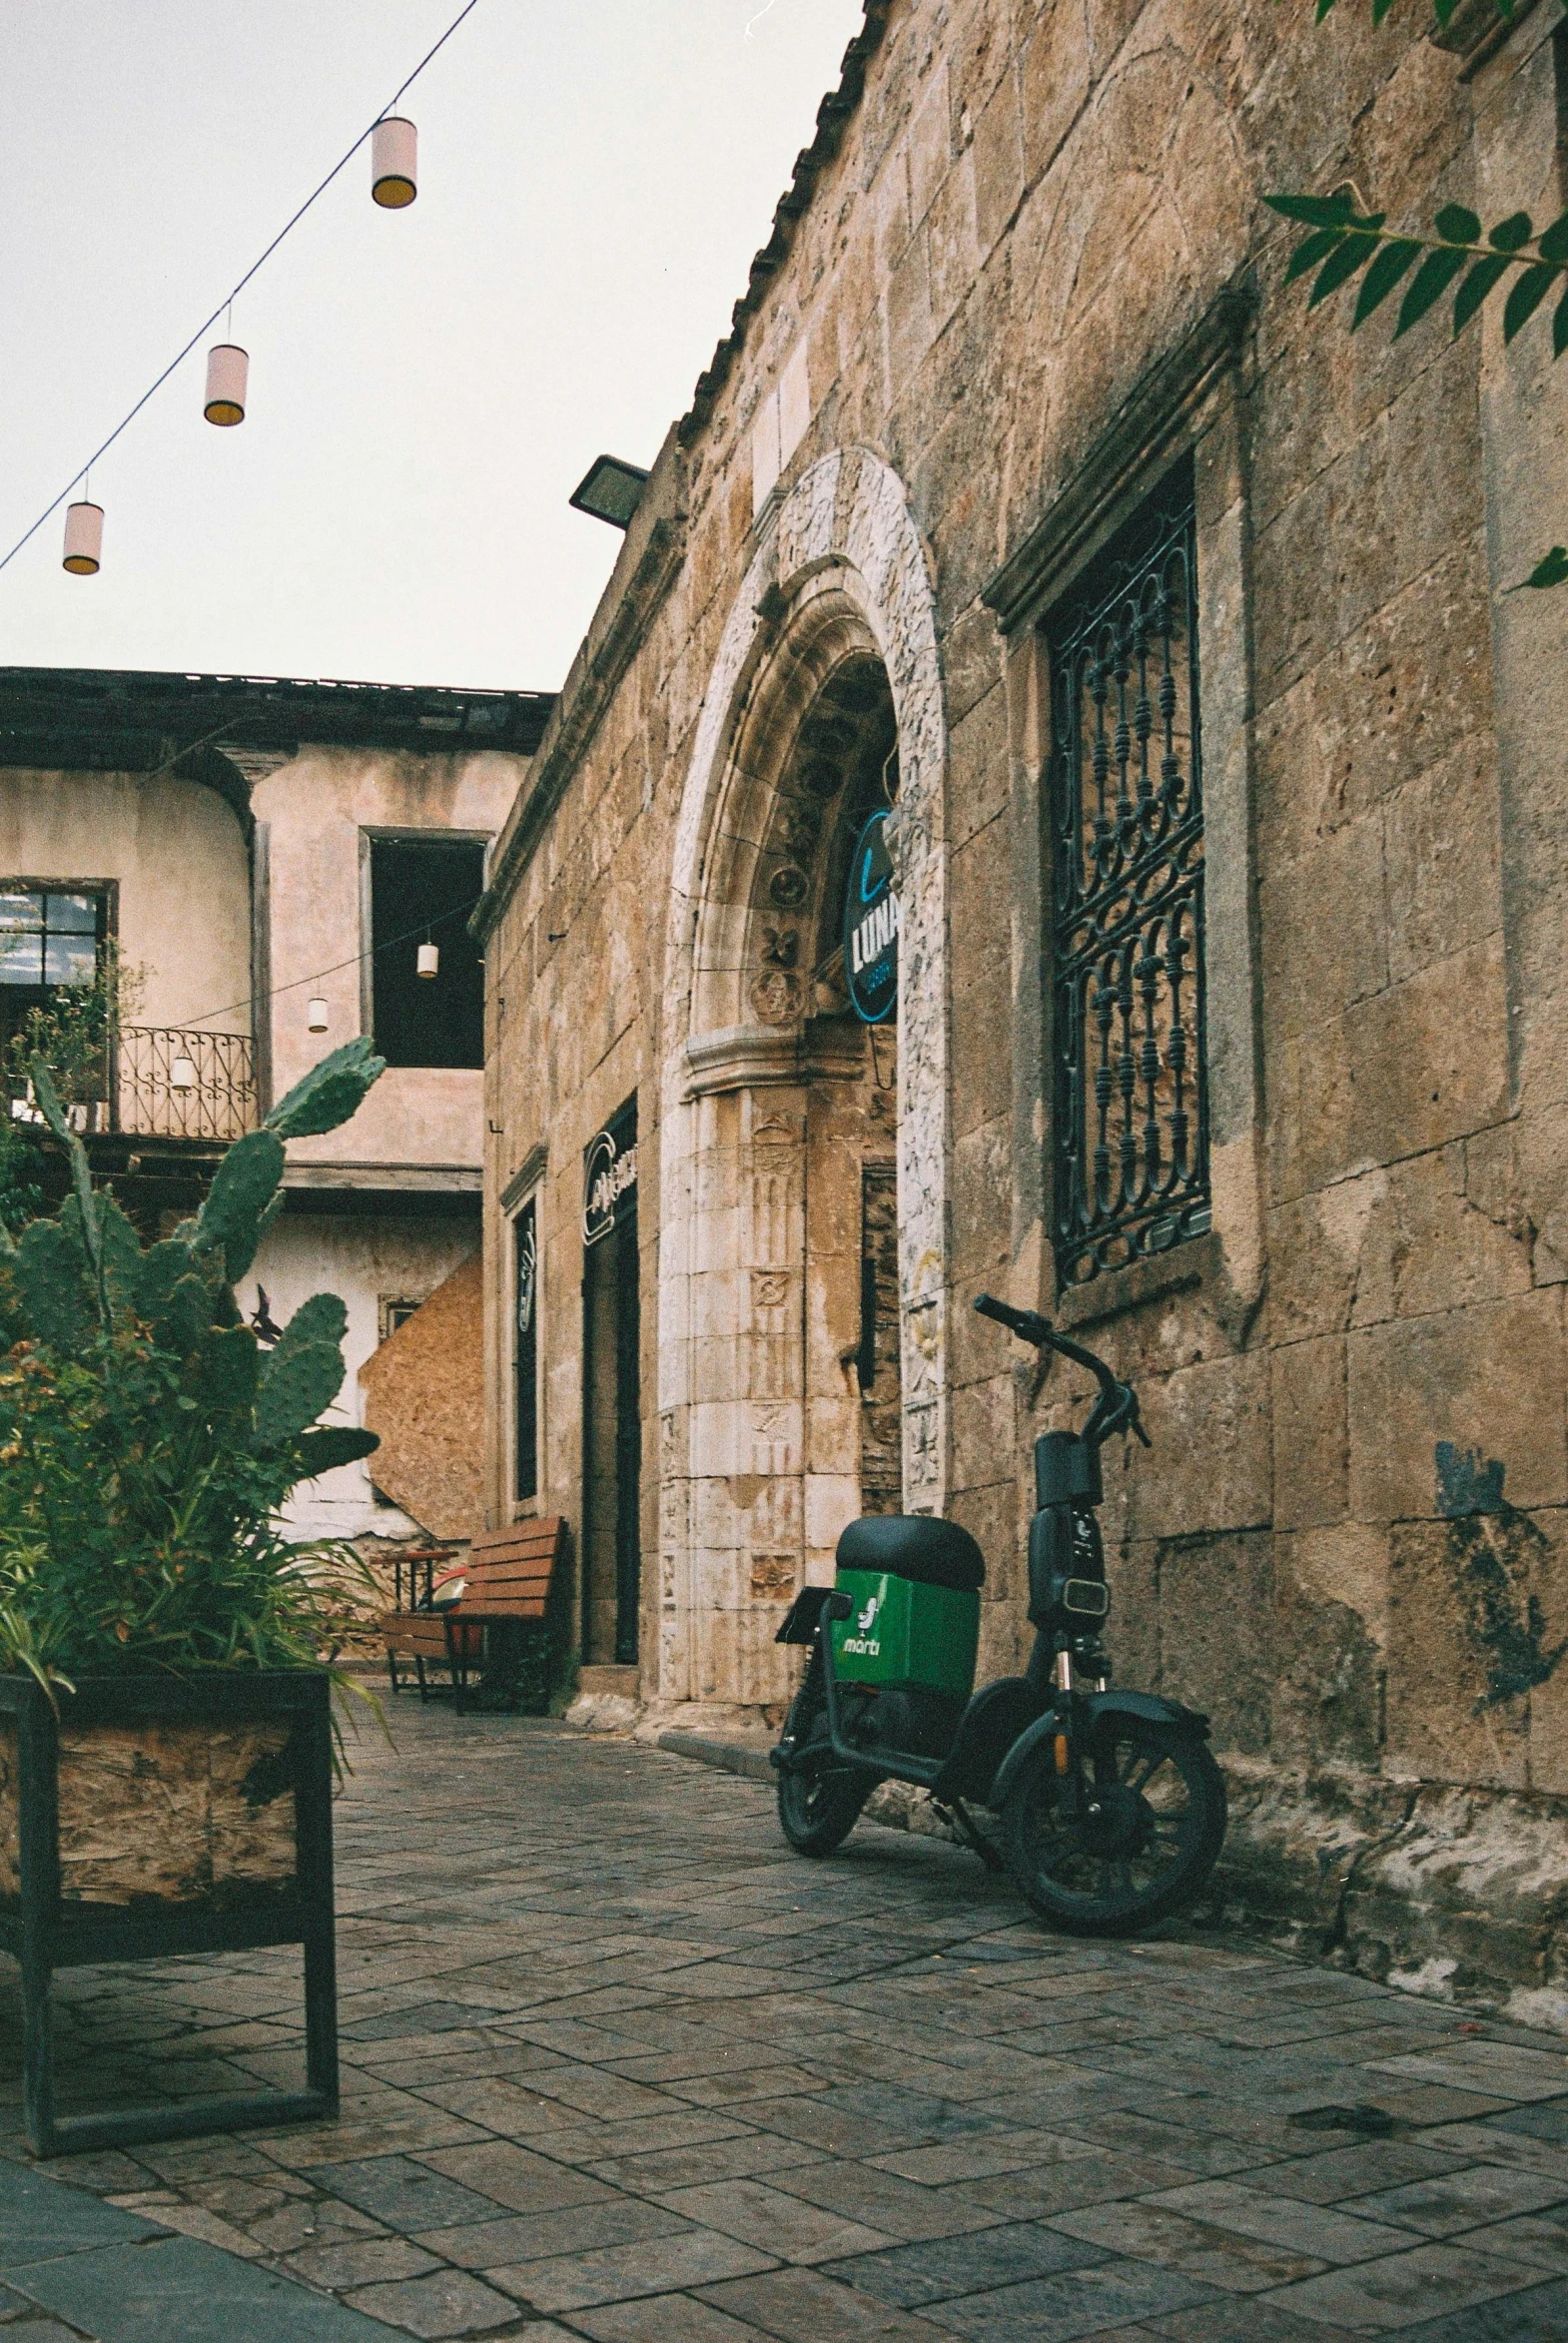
[777,1753,870,1855]
[776,1654,870,1857]
[1000,1720,1224,1937]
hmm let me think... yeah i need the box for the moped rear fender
[988,1690,1211,1811]
[775,1585,833,1646]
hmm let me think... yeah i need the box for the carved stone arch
[689,580,895,1043]
[654,447,949,1723]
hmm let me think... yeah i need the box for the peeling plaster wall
[256,1214,479,1543]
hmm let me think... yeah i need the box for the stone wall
[479,0,1568,2009]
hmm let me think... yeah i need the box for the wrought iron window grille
[1046,471,1210,1288]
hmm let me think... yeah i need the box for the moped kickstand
[930,1796,1006,1873]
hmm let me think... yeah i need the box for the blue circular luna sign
[843,810,899,1025]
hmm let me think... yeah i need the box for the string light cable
[0,0,484,579]
[175,889,487,1036]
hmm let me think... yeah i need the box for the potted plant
[0,1039,387,2156]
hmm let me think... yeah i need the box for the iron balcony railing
[116,1025,258,1143]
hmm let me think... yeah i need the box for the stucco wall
[251,745,527,1166]
[0,767,251,1032]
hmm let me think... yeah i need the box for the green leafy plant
[0,1038,389,1695]
[1267,0,1562,588]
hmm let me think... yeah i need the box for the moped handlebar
[973,1292,1151,1451]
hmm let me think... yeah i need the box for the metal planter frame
[0,1670,339,2158]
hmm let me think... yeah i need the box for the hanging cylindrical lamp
[204,343,249,426]
[170,1054,197,1091]
[62,500,104,575]
[308,997,330,1034]
[416,941,439,980]
[371,117,417,208]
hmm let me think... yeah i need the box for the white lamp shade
[63,501,103,575]
[308,997,330,1033]
[416,942,439,979]
[170,1055,197,1091]
[372,116,417,207]
[204,344,249,425]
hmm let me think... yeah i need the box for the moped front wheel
[1000,1719,1225,1937]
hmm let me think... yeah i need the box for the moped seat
[836,1514,985,1593]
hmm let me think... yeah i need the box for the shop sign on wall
[843,810,899,1025]
[583,1114,637,1246]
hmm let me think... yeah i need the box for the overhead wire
[0,0,485,580]
[176,890,486,1034]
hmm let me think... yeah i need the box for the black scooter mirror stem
[972,1292,1151,1450]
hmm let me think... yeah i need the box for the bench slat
[386,1517,567,1643]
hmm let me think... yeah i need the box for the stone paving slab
[5,1710,1568,2339]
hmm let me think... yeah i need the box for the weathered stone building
[477,0,1568,2006]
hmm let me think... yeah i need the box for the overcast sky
[1,1,866,693]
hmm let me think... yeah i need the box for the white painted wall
[253,1211,479,1541]
[0,767,252,1032]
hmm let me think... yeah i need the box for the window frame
[359,827,491,1071]
[982,289,1261,1333]
[1042,459,1212,1290]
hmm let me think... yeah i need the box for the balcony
[11,1026,260,1146]
[117,1026,258,1143]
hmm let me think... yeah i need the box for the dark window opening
[514,1195,539,1504]
[0,885,108,1066]
[582,1100,639,1666]
[1045,455,1209,1288]
[369,838,485,1069]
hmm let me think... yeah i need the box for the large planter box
[0,1671,339,2158]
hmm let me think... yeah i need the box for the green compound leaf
[295,1425,381,1477]
[1539,211,1568,267]
[1504,263,1558,343]
[1394,245,1470,337]
[1264,192,1357,229]
[1454,252,1512,334]
[1352,238,1422,326]
[1488,212,1534,254]
[1310,232,1381,307]
[1286,227,1348,285]
[1434,204,1482,247]
[1510,544,1568,591]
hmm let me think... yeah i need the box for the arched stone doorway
[654,448,950,1726]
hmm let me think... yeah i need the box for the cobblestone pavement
[6,1708,1568,2342]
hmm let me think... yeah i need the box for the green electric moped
[769,1293,1225,1936]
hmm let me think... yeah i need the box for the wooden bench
[381,1548,472,1701]
[442,1519,568,1710]
[381,1520,567,1710]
